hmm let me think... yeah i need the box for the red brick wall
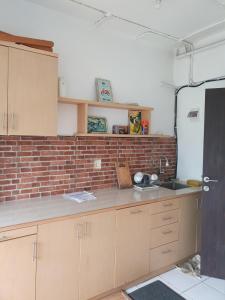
[0,135,176,202]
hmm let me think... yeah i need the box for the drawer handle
[162,216,173,221]
[162,230,173,235]
[130,210,143,215]
[162,249,172,255]
[163,203,173,207]
[0,236,8,242]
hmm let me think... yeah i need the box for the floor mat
[127,280,185,300]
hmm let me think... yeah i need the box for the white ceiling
[27,0,225,42]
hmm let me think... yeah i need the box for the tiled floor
[126,268,225,299]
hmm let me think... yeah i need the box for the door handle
[203,176,218,183]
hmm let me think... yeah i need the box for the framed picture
[129,111,142,135]
[95,78,113,103]
[88,116,108,133]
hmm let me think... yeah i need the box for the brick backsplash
[0,135,176,202]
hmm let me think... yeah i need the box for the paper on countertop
[63,191,96,203]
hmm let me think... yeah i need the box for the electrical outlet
[94,159,101,170]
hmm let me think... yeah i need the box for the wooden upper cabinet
[115,205,151,287]
[8,47,58,136]
[79,211,116,300]
[0,45,8,135]
[0,234,37,300]
[36,219,80,300]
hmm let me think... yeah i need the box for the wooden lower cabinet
[115,205,151,287]
[79,211,116,300]
[2,193,198,300]
[149,194,200,273]
[36,211,116,300]
[0,234,37,300]
[36,219,80,300]
[177,194,199,260]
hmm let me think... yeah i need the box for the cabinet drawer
[0,226,37,242]
[151,210,179,229]
[151,223,179,248]
[117,204,150,215]
[151,199,180,215]
[150,242,178,272]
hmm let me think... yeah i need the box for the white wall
[174,42,225,181]
[0,0,175,136]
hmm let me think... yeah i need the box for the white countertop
[0,186,201,230]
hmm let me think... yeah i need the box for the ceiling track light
[216,0,225,6]
[154,0,163,9]
[94,12,113,26]
[68,0,191,45]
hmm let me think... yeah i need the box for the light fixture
[216,0,225,5]
[154,0,162,9]
[94,12,112,26]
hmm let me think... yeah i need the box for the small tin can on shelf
[112,125,129,134]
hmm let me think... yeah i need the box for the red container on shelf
[141,119,149,135]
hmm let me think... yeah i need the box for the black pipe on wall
[174,77,225,178]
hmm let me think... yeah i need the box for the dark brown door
[201,88,225,279]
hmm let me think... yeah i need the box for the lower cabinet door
[79,211,116,300]
[177,195,199,260]
[0,235,36,300]
[36,219,80,300]
[115,205,150,287]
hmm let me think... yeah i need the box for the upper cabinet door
[8,48,58,136]
[0,46,8,135]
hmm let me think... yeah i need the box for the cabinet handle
[9,113,16,130]
[84,222,91,238]
[163,203,173,207]
[162,216,173,221]
[162,230,173,235]
[12,113,16,130]
[162,249,172,255]
[130,210,143,214]
[9,113,13,130]
[84,222,88,237]
[77,223,84,239]
[32,241,37,262]
[2,113,7,130]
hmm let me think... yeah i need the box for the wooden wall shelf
[75,133,172,138]
[59,97,156,138]
[59,97,153,111]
